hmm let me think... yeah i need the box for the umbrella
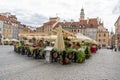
[11,39,19,42]
[27,36,33,39]
[50,35,57,40]
[91,40,98,44]
[4,38,10,41]
[38,36,43,39]
[75,33,93,41]
[42,36,50,39]
[54,26,65,51]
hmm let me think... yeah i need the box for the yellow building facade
[3,23,12,39]
[114,16,120,50]
[97,25,109,48]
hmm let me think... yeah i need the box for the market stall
[14,25,99,65]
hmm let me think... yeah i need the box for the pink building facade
[115,16,120,51]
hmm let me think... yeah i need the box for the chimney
[49,17,60,22]
[87,17,89,24]
[97,17,99,25]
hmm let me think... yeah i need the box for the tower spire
[80,8,85,20]
[111,27,114,34]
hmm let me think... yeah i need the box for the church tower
[80,8,85,20]
[110,27,114,35]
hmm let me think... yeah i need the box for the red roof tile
[38,17,101,30]
[88,18,98,25]
[49,17,58,19]
[44,21,56,25]
[0,15,7,21]
[79,20,87,24]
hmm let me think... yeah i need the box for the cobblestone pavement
[0,46,120,80]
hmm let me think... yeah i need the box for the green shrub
[76,50,85,63]
[29,46,33,53]
[66,48,73,54]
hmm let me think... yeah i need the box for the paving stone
[0,46,120,80]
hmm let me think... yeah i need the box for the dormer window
[73,25,75,28]
[81,25,83,28]
[80,25,81,28]
[83,25,84,28]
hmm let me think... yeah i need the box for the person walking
[114,47,117,52]
[111,45,114,51]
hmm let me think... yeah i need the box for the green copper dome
[81,8,84,14]
[110,28,114,34]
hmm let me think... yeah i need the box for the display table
[44,46,53,63]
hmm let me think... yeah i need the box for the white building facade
[86,28,97,40]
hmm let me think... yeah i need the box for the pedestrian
[114,47,117,52]
[62,50,66,65]
[111,45,114,51]
[73,51,77,63]
[119,46,120,51]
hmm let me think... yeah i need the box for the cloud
[113,0,120,14]
[0,0,119,31]
[18,13,48,26]
[0,8,48,26]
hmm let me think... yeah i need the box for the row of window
[99,44,106,47]
[98,33,106,37]
[63,25,85,28]
[4,35,12,38]
[44,29,52,32]
[3,29,11,32]
[99,39,106,42]
[98,29,107,32]
[71,29,86,33]
[87,29,97,32]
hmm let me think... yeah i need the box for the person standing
[62,51,66,65]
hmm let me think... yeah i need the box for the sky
[0,0,120,32]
